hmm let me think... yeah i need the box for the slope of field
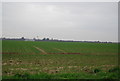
[2,40,119,79]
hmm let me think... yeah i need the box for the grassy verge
[3,69,119,79]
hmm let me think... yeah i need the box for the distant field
[2,40,118,55]
[2,40,119,79]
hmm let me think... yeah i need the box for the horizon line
[0,37,119,43]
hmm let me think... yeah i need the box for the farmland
[2,40,119,79]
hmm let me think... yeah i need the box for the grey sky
[2,2,118,42]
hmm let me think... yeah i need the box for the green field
[2,40,119,79]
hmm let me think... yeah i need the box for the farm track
[33,46,47,54]
[54,48,66,53]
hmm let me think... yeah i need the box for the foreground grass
[3,70,119,79]
[2,54,118,79]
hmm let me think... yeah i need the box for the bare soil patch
[48,52,80,54]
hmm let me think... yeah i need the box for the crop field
[2,40,119,79]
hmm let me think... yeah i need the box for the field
[2,40,119,79]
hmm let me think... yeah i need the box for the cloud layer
[2,2,118,42]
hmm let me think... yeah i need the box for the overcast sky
[2,2,118,42]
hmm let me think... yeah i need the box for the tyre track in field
[54,48,66,53]
[33,46,47,54]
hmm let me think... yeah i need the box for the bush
[93,68,101,73]
[14,73,22,77]
[14,73,30,79]
[108,67,119,73]
[21,73,30,79]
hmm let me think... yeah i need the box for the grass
[2,40,119,79]
[3,70,119,79]
[2,40,118,55]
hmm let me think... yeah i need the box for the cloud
[2,2,118,42]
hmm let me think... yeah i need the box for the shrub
[21,73,30,79]
[93,68,101,73]
[14,73,22,77]
[14,73,30,79]
[108,67,120,73]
